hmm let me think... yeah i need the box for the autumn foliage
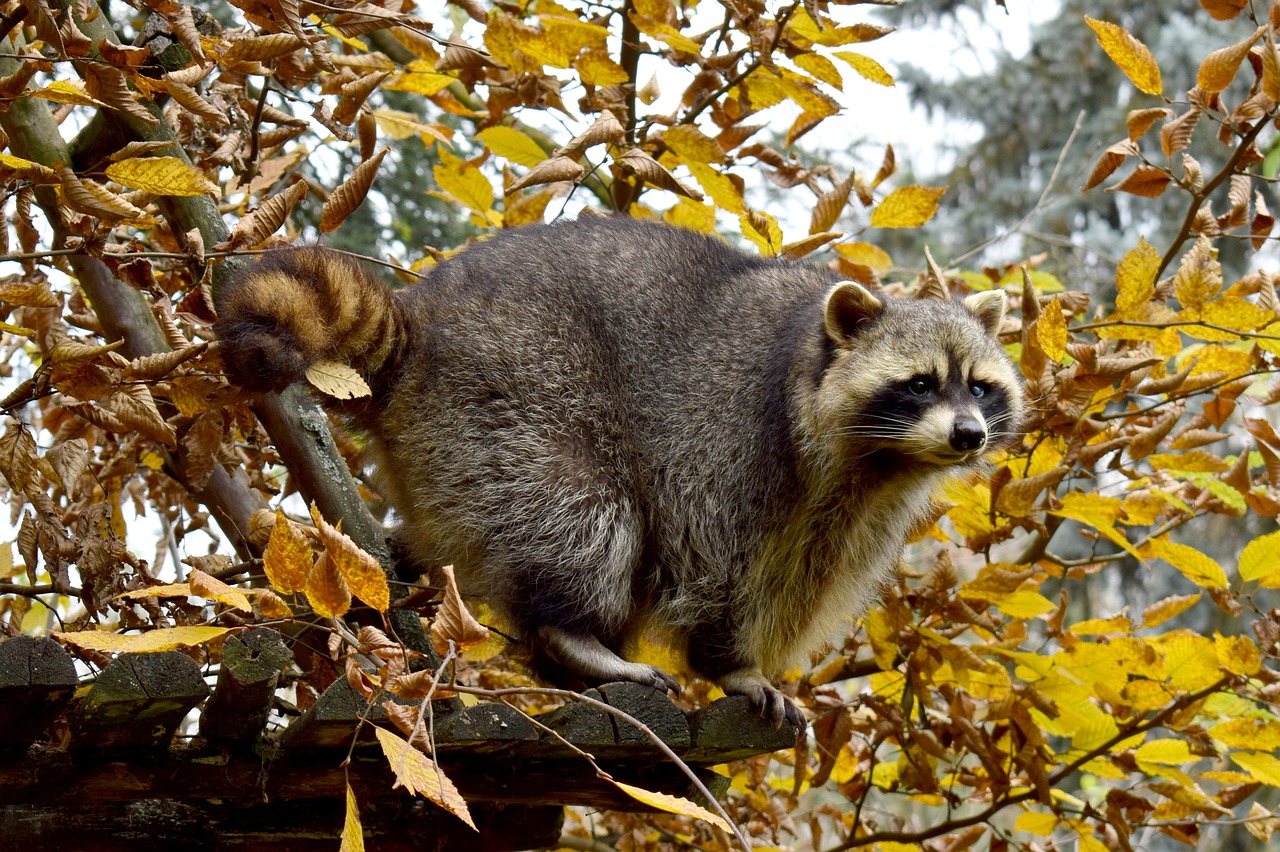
[2,0,1280,849]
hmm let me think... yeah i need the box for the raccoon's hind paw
[721,668,806,731]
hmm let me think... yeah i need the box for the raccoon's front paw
[638,665,682,696]
[721,669,806,731]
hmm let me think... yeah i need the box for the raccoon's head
[810,281,1024,469]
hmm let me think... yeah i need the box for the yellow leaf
[870,185,946,229]
[1210,718,1280,751]
[372,108,452,146]
[189,567,253,613]
[1134,738,1192,765]
[114,582,193,601]
[1068,615,1132,635]
[263,509,314,594]
[1115,238,1159,316]
[375,727,475,828]
[1147,538,1228,590]
[340,783,365,852]
[835,242,893,271]
[1232,751,1280,786]
[1239,529,1280,587]
[384,62,457,96]
[433,148,494,215]
[253,588,294,619]
[664,198,718,234]
[306,360,372,399]
[793,53,843,88]
[687,162,744,213]
[1086,17,1163,95]
[34,80,110,108]
[663,124,725,165]
[613,781,732,832]
[1173,237,1221,311]
[993,589,1057,620]
[54,626,231,654]
[1141,593,1201,628]
[309,505,390,612]
[1155,632,1222,691]
[1013,810,1058,836]
[1148,451,1228,473]
[1077,834,1110,852]
[305,552,352,618]
[575,48,630,86]
[1215,633,1261,676]
[1037,295,1068,362]
[831,51,894,86]
[740,210,783,256]
[104,156,220,198]
[476,126,547,168]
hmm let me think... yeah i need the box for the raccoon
[216,217,1023,728]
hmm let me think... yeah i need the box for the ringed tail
[214,247,402,393]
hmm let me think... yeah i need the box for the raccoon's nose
[950,419,986,452]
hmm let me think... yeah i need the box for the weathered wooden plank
[200,627,293,746]
[0,636,78,750]
[434,702,538,753]
[597,681,691,754]
[686,694,801,762]
[277,673,457,750]
[68,651,210,754]
[0,743,726,812]
[0,798,563,852]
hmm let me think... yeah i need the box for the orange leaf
[189,567,253,613]
[375,727,475,829]
[305,552,352,618]
[430,565,489,654]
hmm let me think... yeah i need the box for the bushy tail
[214,247,403,393]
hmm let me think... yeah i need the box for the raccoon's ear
[963,290,1007,338]
[824,282,884,345]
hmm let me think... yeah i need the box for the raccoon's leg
[686,623,806,730]
[534,626,681,694]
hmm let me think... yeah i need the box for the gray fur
[221,217,1024,728]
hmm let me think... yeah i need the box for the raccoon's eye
[970,382,988,398]
[908,378,932,396]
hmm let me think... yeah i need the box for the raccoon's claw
[645,666,683,696]
[721,669,806,731]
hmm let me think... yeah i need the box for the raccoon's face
[811,282,1024,469]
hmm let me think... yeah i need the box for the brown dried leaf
[616,148,702,200]
[162,81,229,128]
[223,33,305,62]
[781,232,840,260]
[1202,0,1249,21]
[1220,174,1251,231]
[263,509,314,594]
[1253,190,1276,249]
[167,5,205,61]
[254,588,294,619]
[83,63,157,125]
[505,156,584,194]
[46,437,89,496]
[334,72,389,125]
[873,144,896,187]
[309,504,389,612]
[1127,107,1169,140]
[1084,139,1138,192]
[108,384,177,447]
[181,409,224,491]
[1111,165,1171,198]
[0,423,37,493]
[321,147,389,233]
[810,173,853,235]
[215,181,307,251]
[556,109,625,158]
[1161,107,1202,157]
[1129,405,1183,460]
[122,343,208,382]
[0,59,39,100]
[57,166,154,225]
[305,552,351,618]
[429,565,488,654]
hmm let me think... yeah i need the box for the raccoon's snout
[949,418,987,452]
